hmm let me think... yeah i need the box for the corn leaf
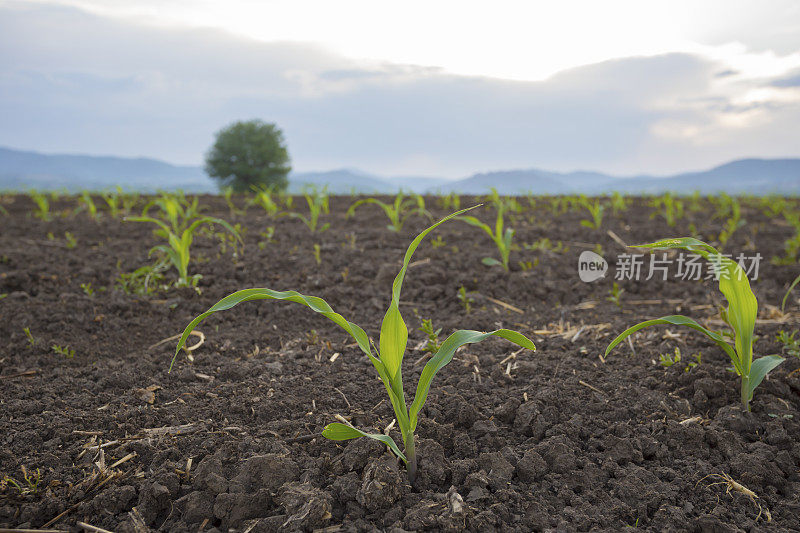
[782,273,800,312]
[409,328,535,431]
[746,355,784,402]
[322,422,407,463]
[635,238,756,376]
[605,315,741,374]
[172,288,371,369]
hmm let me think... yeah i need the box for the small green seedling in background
[313,243,322,265]
[80,282,95,296]
[250,186,280,216]
[115,261,169,295]
[659,347,681,368]
[290,187,330,233]
[79,191,99,219]
[438,192,461,211]
[52,344,75,358]
[126,194,242,288]
[64,232,77,249]
[650,192,684,227]
[257,227,276,250]
[23,327,36,346]
[610,192,630,215]
[173,207,535,484]
[579,195,604,230]
[781,273,800,312]
[418,317,442,354]
[3,467,41,495]
[685,351,702,373]
[347,192,429,232]
[607,281,624,308]
[777,330,800,359]
[430,235,446,249]
[29,191,51,221]
[606,237,783,411]
[717,199,745,249]
[458,206,514,270]
[518,259,538,271]
[223,186,247,216]
[457,285,474,314]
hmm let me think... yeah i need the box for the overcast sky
[1,0,799,178]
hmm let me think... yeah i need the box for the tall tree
[205,120,291,192]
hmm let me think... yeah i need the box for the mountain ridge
[0,146,798,195]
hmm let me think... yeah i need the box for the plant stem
[741,375,750,412]
[404,431,417,486]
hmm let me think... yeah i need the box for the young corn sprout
[458,205,514,270]
[290,187,330,233]
[579,195,604,230]
[250,186,280,216]
[346,192,429,232]
[605,238,784,411]
[126,193,242,288]
[782,273,800,312]
[172,207,535,484]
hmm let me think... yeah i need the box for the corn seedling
[126,195,241,288]
[781,273,800,312]
[579,195,604,229]
[80,282,95,296]
[457,285,474,314]
[458,206,514,270]
[52,344,75,358]
[606,237,784,411]
[607,282,623,308]
[29,190,51,221]
[773,211,800,266]
[347,192,429,232]
[3,467,41,495]
[222,186,247,216]
[610,192,630,215]
[438,192,461,211]
[313,243,322,265]
[518,259,538,271]
[777,330,800,359]
[290,187,330,233]
[23,327,36,346]
[64,232,77,249]
[685,351,702,372]
[430,235,446,249]
[173,207,535,484]
[717,199,745,249]
[650,192,684,227]
[250,186,280,216]
[79,191,99,219]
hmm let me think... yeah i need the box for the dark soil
[1,194,800,532]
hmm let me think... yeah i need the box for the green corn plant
[347,192,429,232]
[29,190,51,221]
[250,186,279,216]
[649,192,684,227]
[222,186,247,216]
[579,195,604,229]
[605,237,784,411]
[437,192,461,211]
[79,191,99,219]
[782,273,800,312]
[290,187,330,232]
[173,207,535,484]
[610,192,630,215]
[717,199,745,249]
[458,205,514,270]
[126,194,241,288]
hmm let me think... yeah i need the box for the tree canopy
[205,120,291,192]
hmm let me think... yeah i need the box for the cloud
[0,1,799,178]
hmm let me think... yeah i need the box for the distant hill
[439,159,800,195]
[0,146,214,192]
[0,146,798,195]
